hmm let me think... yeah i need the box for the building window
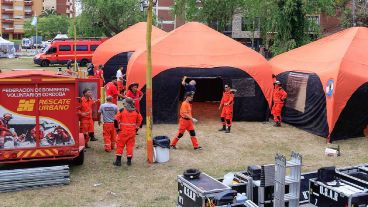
[14,25,24,29]
[75,45,88,51]
[59,45,71,51]
[307,15,320,32]
[90,45,99,51]
[14,6,23,11]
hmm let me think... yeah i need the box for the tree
[67,13,106,38]
[174,0,336,55]
[271,0,309,55]
[241,0,337,55]
[79,0,145,37]
[341,0,368,28]
[173,0,242,32]
[24,15,70,40]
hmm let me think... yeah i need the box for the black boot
[225,126,231,133]
[127,157,132,166]
[89,133,98,141]
[113,155,122,166]
[135,129,139,135]
[276,121,281,127]
[218,125,226,131]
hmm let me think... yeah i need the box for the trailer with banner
[0,70,99,164]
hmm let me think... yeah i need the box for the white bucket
[153,146,170,163]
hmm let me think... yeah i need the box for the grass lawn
[0,58,367,207]
[0,57,61,71]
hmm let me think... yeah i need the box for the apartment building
[0,0,42,39]
[0,0,74,40]
[43,0,73,17]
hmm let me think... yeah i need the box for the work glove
[192,118,198,123]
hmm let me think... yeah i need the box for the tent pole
[146,0,154,163]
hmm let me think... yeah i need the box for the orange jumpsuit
[105,82,119,105]
[126,90,143,113]
[220,91,234,127]
[79,97,94,145]
[95,69,104,87]
[271,86,287,123]
[115,109,143,158]
[103,123,116,151]
[171,101,199,148]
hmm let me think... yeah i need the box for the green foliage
[24,15,70,40]
[173,0,242,32]
[341,1,368,28]
[271,0,310,55]
[78,0,145,37]
[174,0,337,55]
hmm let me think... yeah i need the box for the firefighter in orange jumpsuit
[219,85,235,133]
[0,113,15,148]
[170,92,202,150]
[96,65,105,87]
[272,81,287,127]
[105,77,122,105]
[113,97,142,166]
[98,96,118,152]
[78,88,99,148]
[125,82,144,113]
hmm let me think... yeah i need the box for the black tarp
[139,67,269,124]
[102,52,129,83]
[330,82,368,141]
[277,72,329,137]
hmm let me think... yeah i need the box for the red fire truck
[33,38,107,67]
[0,70,100,164]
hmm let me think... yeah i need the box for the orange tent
[92,22,166,82]
[127,22,273,123]
[270,27,368,141]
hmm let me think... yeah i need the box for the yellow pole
[73,0,78,75]
[146,0,154,163]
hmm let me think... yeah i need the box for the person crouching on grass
[113,98,142,166]
[170,92,202,150]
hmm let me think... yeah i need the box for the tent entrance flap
[285,72,309,113]
[277,71,329,137]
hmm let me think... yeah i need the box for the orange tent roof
[270,27,368,137]
[92,22,167,67]
[127,22,274,107]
